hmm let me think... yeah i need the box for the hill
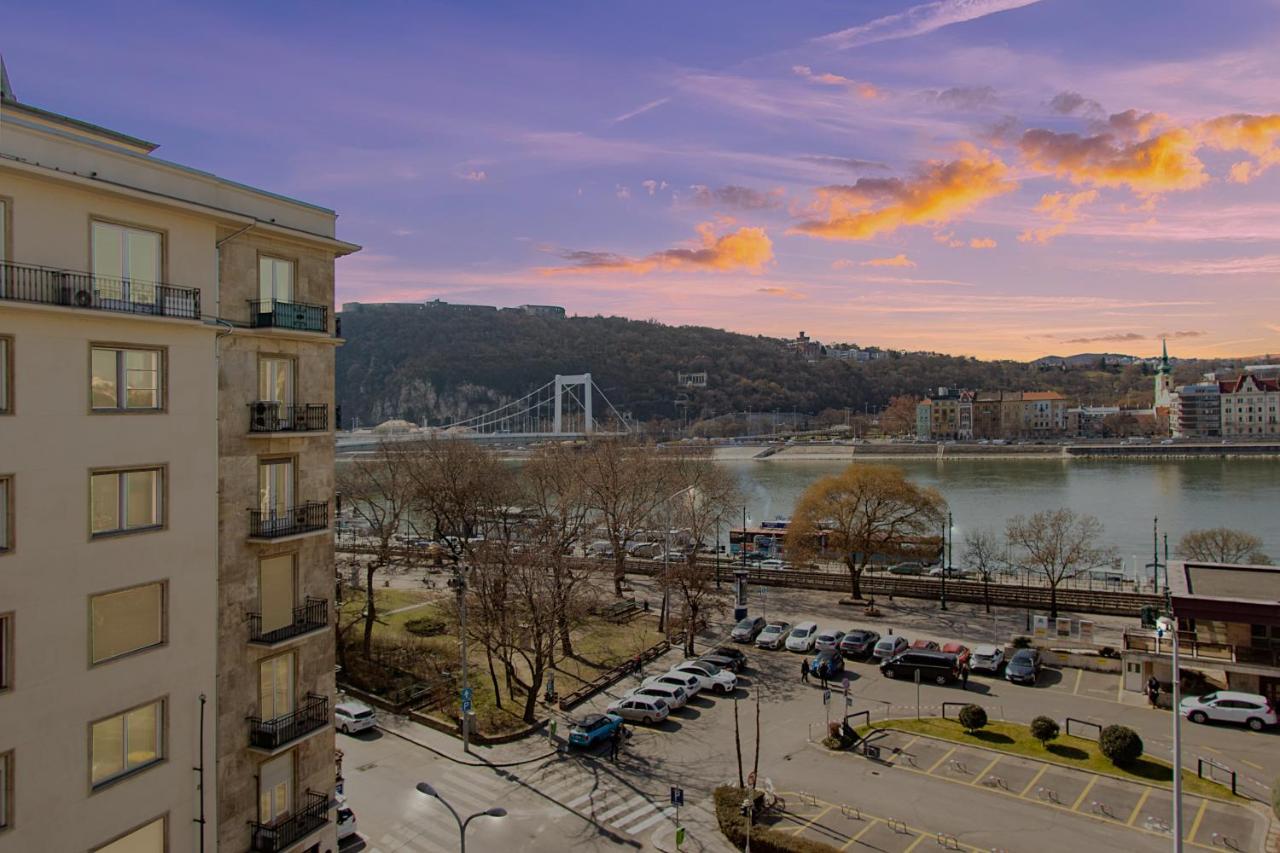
[334,303,1201,429]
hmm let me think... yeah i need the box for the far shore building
[919,388,1068,440]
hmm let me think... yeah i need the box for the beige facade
[0,76,356,852]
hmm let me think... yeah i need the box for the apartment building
[922,388,1070,440]
[1171,383,1222,439]
[915,388,973,440]
[0,68,356,853]
[1218,372,1280,438]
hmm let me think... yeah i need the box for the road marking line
[1126,787,1152,826]
[1238,757,1264,771]
[598,795,649,822]
[1187,798,1209,842]
[566,789,599,809]
[885,735,919,765]
[612,800,658,828]
[1072,667,1085,695]
[791,804,834,836]
[902,830,928,852]
[926,746,957,773]
[1020,763,1050,796]
[629,805,675,833]
[1070,775,1099,811]
[840,817,880,850]
[970,755,1002,785]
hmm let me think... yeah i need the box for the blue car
[809,650,845,679]
[568,713,624,748]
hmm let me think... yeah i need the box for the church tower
[1154,338,1174,409]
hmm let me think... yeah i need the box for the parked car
[786,621,820,652]
[607,695,670,724]
[970,644,1005,674]
[809,650,846,679]
[888,562,925,575]
[872,635,909,661]
[760,558,787,571]
[673,660,738,695]
[644,670,702,697]
[814,627,847,653]
[880,650,959,685]
[941,642,971,667]
[928,566,964,578]
[755,621,792,650]
[1180,691,1277,731]
[627,682,688,710]
[334,699,377,734]
[1005,649,1043,684]
[705,645,749,670]
[910,639,940,651]
[838,629,881,659]
[731,616,767,643]
[335,795,359,841]
[568,713,624,748]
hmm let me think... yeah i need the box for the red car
[942,642,971,667]
[910,639,940,651]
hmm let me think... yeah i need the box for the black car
[1005,649,1043,685]
[701,646,748,672]
[838,629,881,659]
[880,650,959,685]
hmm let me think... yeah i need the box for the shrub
[957,704,988,733]
[1099,724,1144,766]
[404,616,447,637]
[1012,636,1032,649]
[713,787,841,853]
[1030,715,1060,746]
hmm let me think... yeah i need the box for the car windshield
[1199,692,1218,703]
[1012,651,1035,663]
[736,619,755,629]
[791,626,812,637]
[761,625,781,634]
[694,662,721,675]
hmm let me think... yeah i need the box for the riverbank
[711,441,1280,462]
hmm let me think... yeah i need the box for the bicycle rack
[1035,786,1061,804]
[1143,816,1170,834]
[981,776,1008,790]
[887,818,909,834]
[798,791,818,807]
[1211,833,1241,850]
[948,759,969,774]
[1090,801,1114,818]
[840,804,862,820]
[936,833,960,849]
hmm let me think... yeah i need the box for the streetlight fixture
[415,782,507,853]
[1155,616,1184,852]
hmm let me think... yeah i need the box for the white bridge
[337,373,630,452]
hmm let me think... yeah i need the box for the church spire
[1159,338,1170,373]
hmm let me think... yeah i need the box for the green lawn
[859,717,1237,801]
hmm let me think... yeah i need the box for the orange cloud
[861,253,916,268]
[969,237,997,249]
[1019,189,1099,245]
[541,222,773,276]
[791,147,1016,242]
[792,65,881,99]
[1019,127,1207,195]
[756,286,806,300]
[1198,114,1280,183]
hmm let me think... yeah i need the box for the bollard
[840,804,862,821]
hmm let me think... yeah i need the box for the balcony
[248,693,329,752]
[248,402,329,434]
[1123,630,1280,668]
[0,260,201,320]
[250,790,330,852]
[248,502,328,540]
[248,598,328,646]
[249,299,328,333]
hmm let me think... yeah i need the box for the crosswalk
[364,755,677,852]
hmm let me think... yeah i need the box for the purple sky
[8,0,1280,359]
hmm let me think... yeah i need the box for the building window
[259,653,295,721]
[259,751,294,825]
[91,221,162,306]
[258,257,294,306]
[0,613,10,691]
[258,356,294,406]
[0,750,10,830]
[93,816,165,853]
[91,468,163,535]
[0,336,11,415]
[258,459,294,517]
[90,583,165,664]
[90,699,163,788]
[91,346,162,411]
[0,476,10,552]
[259,554,297,634]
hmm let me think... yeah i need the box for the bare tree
[962,527,1005,614]
[335,441,417,658]
[402,437,510,566]
[1176,528,1271,565]
[1006,508,1112,619]
[579,439,672,596]
[788,465,946,600]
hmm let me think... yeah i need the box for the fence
[1065,717,1101,740]
[1197,757,1238,796]
[558,639,671,711]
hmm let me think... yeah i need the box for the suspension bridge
[337,373,631,452]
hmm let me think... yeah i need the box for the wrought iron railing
[248,598,328,645]
[0,260,201,319]
[248,501,328,539]
[248,693,328,751]
[249,790,330,852]
[1123,629,1280,665]
[248,299,328,333]
[248,402,329,433]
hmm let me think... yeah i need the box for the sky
[7,0,1280,360]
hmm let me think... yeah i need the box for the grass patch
[859,717,1237,801]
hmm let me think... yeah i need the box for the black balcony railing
[250,790,330,852]
[248,402,329,433]
[0,260,201,319]
[248,693,329,751]
[248,502,328,539]
[248,597,329,645]
[249,299,328,333]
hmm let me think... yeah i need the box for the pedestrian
[800,658,810,684]
[1146,675,1160,707]
[961,663,970,690]
[819,663,829,689]
[609,727,622,762]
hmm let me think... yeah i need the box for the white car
[871,635,908,661]
[786,621,820,652]
[607,694,670,724]
[334,699,377,734]
[644,670,702,697]
[814,628,847,653]
[756,621,791,650]
[627,682,688,710]
[1181,691,1276,731]
[335,794,359,841]
[672,660,738,695]
[970,644,1005,674]
[760,559,786,570]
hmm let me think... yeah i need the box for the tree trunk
[1049,580,1058,620]
[845,558,863,600]
[613,551,627,597]
[523,668,542,723]
[362,563,378,659]
[686,602,700,656]
[983,575,991,614]
[504,659,517,701]
[732,695,744,789]
[485,648,503,710]
[558,610,574,657]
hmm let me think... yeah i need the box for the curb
[377,722,560,768]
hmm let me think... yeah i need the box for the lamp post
[448,566,472,753]
[940,512,951,611]
[1156,616,1184,852]
[415,782,507,853]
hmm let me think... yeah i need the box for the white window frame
[258,256,294,307]
[90,699,164,789]
[91,221,162,306]
[91,467,164,536]
[258,355,295,407]
[91,345,164,412]
[259,653,296,721]
[258,751,294,825]
[258,459,294,517]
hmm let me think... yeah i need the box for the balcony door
[258,257,293,314]
[259,554,297,634]
[258,459,294,520]
[92,221,161,307]
[259,357,294,407]
[259,653,296,722]
[258,751,294,826]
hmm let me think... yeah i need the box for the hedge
[714,787,841,853]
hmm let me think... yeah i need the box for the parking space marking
[1187,798,1209,841]
[927,746,958,773]
[970,755,1002,786]
[901,831,929,852]
[791,805,834,836]
[1238,757,1264,771]
[1020,763,1050,796]
[1126,788,1152,826]
[1071,775,1099,811]
[1072,668,1084,695]
[839,817,880,850]
[884,735,919,766]
[778,791,985,853]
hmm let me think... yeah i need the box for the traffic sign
[866,745,881,760]
[670,786,684,806]
[461,686,474,713]
[841,675,850,693]
[822,688,831,705]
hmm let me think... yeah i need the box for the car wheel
[1190,711,1208,724]
[1247,717,1265,731]
[883,668,896,679]
[340,724,349,734]
[935,674,947,686]
[643,716,654,724]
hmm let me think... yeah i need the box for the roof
[1168,560,1280,622]
[1023,391,1067,400]
[1218,374,1280,394]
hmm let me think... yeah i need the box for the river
[719,457,1280,578]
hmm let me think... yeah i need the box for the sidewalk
[375,711,559,768]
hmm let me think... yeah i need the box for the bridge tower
[553,373,593,435]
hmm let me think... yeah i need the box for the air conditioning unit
[252,401,277,430]
[74,288,94,307]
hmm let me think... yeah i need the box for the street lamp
[415,782,507,853]
[940,512,951,611]
[1156,616,1184,852]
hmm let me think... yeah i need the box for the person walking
[609,727,622,762]
[961,663,970,691]
[1146,675,1160,707]
[800,658,810,684]
[819,662,829,689]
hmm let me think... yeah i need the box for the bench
[603,599,639,622]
